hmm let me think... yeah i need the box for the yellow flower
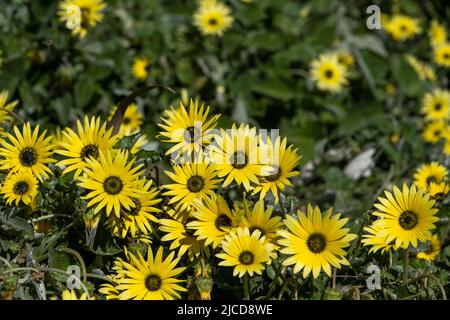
[115,246,186,300]
[405,55,436,82]
[362,221,395,254]
[434,42,450,67]
[429,20,447,48]
[61,289,94,300]
[77,150,143,218]
[187,194,237,248]
[413,162,448,191]
[163,159,221,212]
[107,179,161,238]
[208,123,268,192]
[109,103,143,137]
[216,227,275,278]
[1,170,38,206]
[237,200,282,244]
[417,234,441,262]
[159,211,208,260]
[336,50,355,68]
[130,134,149,154]
[427,181,450,200]
[384,15,421,41]
[373,184,439,249]
[421,89,450,121]
[158,99,220,158]
[132,57,150,81]
[56,116,117,178]
[0,90,18,126]
[193,0,233,36]
[58,0,106,38]
[278,205,356,279]
[0,122,54,181]
[253,137,301,204]
[310,53,348,93]
[422,121,445,143]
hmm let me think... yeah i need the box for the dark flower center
[183,126,201,143]
[265,167,282,182]
[215,214,232,231]
[426,176,438,185]
[398,211,418,230]
[208,17,218,26]
[186,175,205,193]
[14,181,29,195]
[307,233,327,253]
[249,226,265,236]
[400,24,407,32]
[433,192,445,199]
[230,151,248,169]
[126,198,141,216]
[122,117,131,125]
[444,53,450,60]
[19,147,38,167]
[145,274,162,291]
[434,102,442,111]
[324,69,334,79]
[80,144,99,161]
[103,176,123,195]
[434,130,442,137]
[238,251,255,265]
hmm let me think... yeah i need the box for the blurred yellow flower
[311,53,348,93]
[384,15,421,41]
[434,42,450,67]
[429,20,447,48]
[193,0,233,36]
[132,57,150,81]
[417,234,441,262]
[421,89,450,121]
[58,0,106,38]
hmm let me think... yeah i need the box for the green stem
[243,273,250,300]
[58,248,87,284]
[277,189,287,216]
[403,248,409,285]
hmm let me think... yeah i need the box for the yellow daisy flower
[56,116,117,178]
[310,53,348,93]
[193,0,233,36]
[336,50,355,68]
[384,14,421,41]
[115,246,186,300]
[434,42,450,67]
[373,184,439,249]
[429,20,447,48]
[417,234,441,262]
[427,181,450,200]
[253,137,301,204]
[421,89,450,121]
[216,227,275,278]
[77,150,143,218]
[0,90,18,126]
[58,0,106,38]
[158,99,220,158]
[163,160,221,212]
[159,212,208,260]
[362,221,395,254]
[1,170,38,206]
[107,179,161,238]
[422,121,445,143]
[208,123,268,192]
[405,55,436,82]
[0,122,54,181]
[187,194,237,248]
[278,205,356,279]
[237,200,282,244]
[132,57,150,81]
[109,103,143,137]
[413,162,448,191]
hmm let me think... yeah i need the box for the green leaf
[391,55,423,97]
